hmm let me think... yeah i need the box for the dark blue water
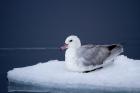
[1,0,140,93]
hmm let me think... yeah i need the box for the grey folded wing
[76,44,110,66]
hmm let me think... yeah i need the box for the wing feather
[76,44,110,66]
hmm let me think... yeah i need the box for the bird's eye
[69,40,73,42]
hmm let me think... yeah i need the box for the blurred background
[0,0,140,93]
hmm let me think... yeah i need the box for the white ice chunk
[7,55,140,92]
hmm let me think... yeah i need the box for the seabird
[61,35,123,72]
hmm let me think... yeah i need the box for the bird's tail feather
[104,44,123,63]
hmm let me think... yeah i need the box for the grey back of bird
[76,44,123,66]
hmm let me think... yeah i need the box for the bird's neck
[69,42,81,49]
[65,43,81,63]
[69,44,81,49]
[65,48,77,62]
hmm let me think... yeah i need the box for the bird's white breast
[65,48,80,71]
[65,48,92,72]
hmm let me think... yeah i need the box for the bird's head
[60,35,81,50]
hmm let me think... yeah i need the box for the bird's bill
[60,44,68,50]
